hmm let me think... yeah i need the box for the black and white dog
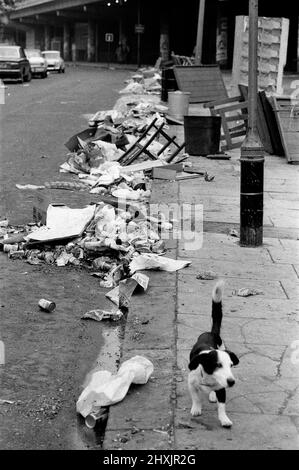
[188,281,239,428]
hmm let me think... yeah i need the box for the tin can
[38,299,56,312]
[3,243,18,253]
[92,258,112,271]
[132,178,146,191]
[85,408,107,429]
[8,250,25,259]
[43,252,55,264]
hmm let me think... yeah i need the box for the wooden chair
[118,117,185,166]
[171,52,195,66]
[203,92,248,151]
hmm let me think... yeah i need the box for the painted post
[194,0,206,65]
[137,0,141,68]
[240,0,265,246]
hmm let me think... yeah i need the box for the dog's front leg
[188,373,202,416]
[215,389,232,428]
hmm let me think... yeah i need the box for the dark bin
[161,67,178,102]
[184,116,221,156]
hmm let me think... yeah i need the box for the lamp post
[240,0,264,246]
[137,0,141,68]
[194,0,206,65]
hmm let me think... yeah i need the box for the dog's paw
[209,391,217,403]
[190,405,202,416]
[220,416,233,428]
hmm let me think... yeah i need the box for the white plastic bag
[76,356,154,418]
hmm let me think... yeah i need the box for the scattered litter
[76,355,153,423]
[0,219,9,227]
[153,429,169,435]
[38,299,56,312]
[81,309,123,322]
[44,181,89,191]
[0,399,14,405]
[233,288,264,297]
[16,184,45,190]
[119,82,145,95]
[85,407,108,429]
[106,272,149,311]
[25,204,95,242]
[204,172,215,182]
[205,153,231,160]
[130,254,191,274]
[229,229,239,237]
[196,270,218,280]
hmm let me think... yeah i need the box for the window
[0,47,20,58]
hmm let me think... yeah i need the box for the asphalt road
[0,66,129,449]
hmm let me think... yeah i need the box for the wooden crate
[173,65,227,104]
[232,16,289,95]
[270,97,299,163]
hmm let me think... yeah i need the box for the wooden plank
[259,91,284,156]
[174,65,227,103]
[238,85,273,154]
[271,96,299,163]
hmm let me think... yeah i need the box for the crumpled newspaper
[106,272,149,309]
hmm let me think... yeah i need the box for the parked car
[0,45,31,82]
[25,49,48,78]
[41,50,65,73]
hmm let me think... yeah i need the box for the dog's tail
[211,280,224,336]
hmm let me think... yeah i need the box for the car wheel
[24,70,32,82]
[42,71,47,78]
[19,70,24,83]
[62,68,65,74]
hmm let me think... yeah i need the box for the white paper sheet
[25,204,96,242]
[129,253,191,273]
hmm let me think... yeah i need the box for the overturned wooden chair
[171,52,195,66]
[118,117,185,166]
[203,91,248,151]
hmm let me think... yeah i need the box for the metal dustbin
[161,67,178,102]
[184,115,221,156]
[168,91,190,121]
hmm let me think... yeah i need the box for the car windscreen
[26,50,42,58]
[42,52,60,59]
[0,47,20,58]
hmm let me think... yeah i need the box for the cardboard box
[33,193,64,225]
[152,167,177,180]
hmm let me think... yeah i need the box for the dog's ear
[225,350,239,366]
[188,354,203,371]
[189,351,217,374]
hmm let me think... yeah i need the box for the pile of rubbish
[0,200,190,285]
[0,67,194,431]
[1,67,195,303]
[0,66,206,430]
[119,67,162,95]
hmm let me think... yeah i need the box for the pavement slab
[102,86,299,450]
[177,314,299,347]
[175,413,298,450]
[178,276,288,300]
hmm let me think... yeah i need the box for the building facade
[1,0,299,71]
